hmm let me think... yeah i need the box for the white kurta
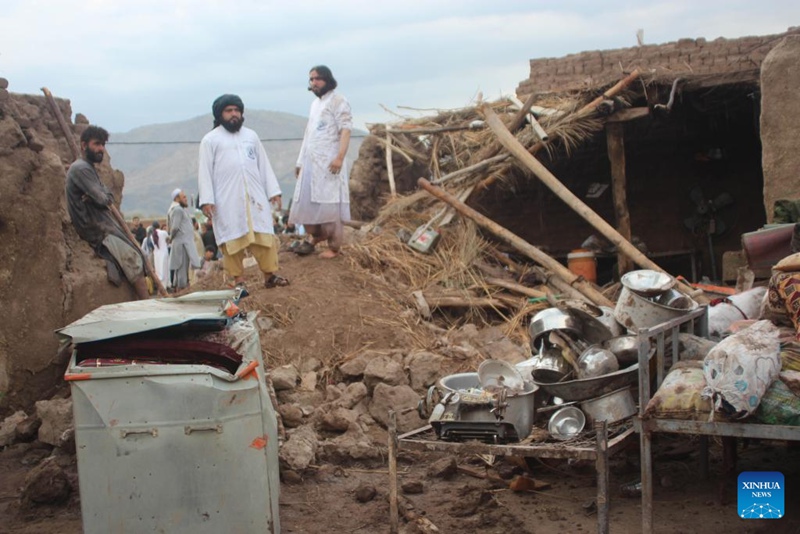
[198,126,281,245]
[290,90,351,225]
[153,229,170,288]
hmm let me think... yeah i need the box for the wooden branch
[482,104,698,299]
[388,124,482,135]
[41,87,80,159]
[484,277,546,298]
[423,294,511,310]
[385,131,397,198]
[430,154,509,185]
[508,95,549,141]
[418,178,613,307]
[388,411,399,534]
[372,134,413,163]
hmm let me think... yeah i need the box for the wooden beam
[385,131,397,198]
[606,122,634,276]
[606,107,650,123]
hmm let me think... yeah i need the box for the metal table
[388,418,635,534]
[632,306,800,533]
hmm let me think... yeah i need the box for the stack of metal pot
[614,270,699,331]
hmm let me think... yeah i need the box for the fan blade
[712,192,734,210]
[689,186,706,207]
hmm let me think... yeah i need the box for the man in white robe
[198,94,289,289]
[290,65,352,259]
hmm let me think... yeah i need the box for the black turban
[212,94,244,122]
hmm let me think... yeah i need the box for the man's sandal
[265,274,290,289]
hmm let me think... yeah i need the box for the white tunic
[293,91,352,208]
[198,126,281,245]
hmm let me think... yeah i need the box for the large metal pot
[577,346,619,379]
[580,387,636,424]
[437,372,537,440]
[614,286,699,332]
[528,308,581,349]
[601,335,652,367]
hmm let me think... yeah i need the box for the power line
[107,134,368,145]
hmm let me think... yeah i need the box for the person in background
[290,65,352,259]
[167,188,202,290]
[197,94,289,289]
[202,218,219,259]
[131,216,146,245]
[150,220,171,289]
[65,125,149,299]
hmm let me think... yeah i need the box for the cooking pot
[548,406,586,440]
[614,286,699,332]
[577,346,619,379]
[580,386,636,424]
[528,308,581,349]
[601,335,652,367]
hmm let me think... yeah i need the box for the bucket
[613,286,699,332]
[567,249,597,283]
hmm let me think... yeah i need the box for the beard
[84,147,104,163]
[311,84,329,98]
[179,199,188,208]
[221,115,244,133]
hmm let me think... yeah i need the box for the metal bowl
[621,270,676,297]
[532,360,644,402]
[580,387,636,424]
[548,406,586,440]
[654,289,695,310]
[577,346,619,379]
[601,335,652,367]
[528,308,581,349]
[478,359,524,391]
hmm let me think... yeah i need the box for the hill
[108,110,364,218]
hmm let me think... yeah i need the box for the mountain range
[108,110,364,218]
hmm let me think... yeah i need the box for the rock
[0,77,8,89]
[406,351,444,391]
[354,483,377,503]
[0,88,9,103]
[299,371,318,391]
[363,355,407,391]
[35,398,73,447]
[0,115,26,149]
[278,425,319,471]
[325,384,343,402]
[298,357,322,374]
[320,423,382,463]
[22,128,45,152]
[280,469,303,484]
[449,323,480,346]
[479,337,528,365]
[0,410,27,447]
[333,382,368,409]
[270,365,299,391]
[15,415,41,443]
[401,480,424,494]
[56,427,76,454]
[22,457,71,504]
[339,351,372,378]
[74,113,90,124]
[427,457,457,479]
[278,404,304,428]
[320,407,359,432]
[369,383,424,433]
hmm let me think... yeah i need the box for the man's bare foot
[319,249,339,259]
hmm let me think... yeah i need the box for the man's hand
[270,195,282,212]
[328,156,344,175]
[202,204,215,218]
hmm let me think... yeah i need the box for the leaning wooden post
[385,129,397,198]
[388,410,399,534]
[418,178,613,307]
[595,420,610,534]
[481,104,700,299]
[606,122,634,276]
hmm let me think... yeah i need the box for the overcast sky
[2,1,798,134]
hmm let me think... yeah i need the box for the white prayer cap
[171,188,182,200]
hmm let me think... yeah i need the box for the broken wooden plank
[606,107,650,123]
[385,131,397,198]
[508,94,549,141]
[484,277,546,298]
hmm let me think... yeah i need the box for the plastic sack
[752,379,800,426]
[702,320,781,420]
[644,361,712,421]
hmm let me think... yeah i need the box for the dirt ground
[2,238,800,533]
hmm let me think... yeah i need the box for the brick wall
[516,28,799,95]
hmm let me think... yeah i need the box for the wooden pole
[42,87,168,297]
[417,178,614,307]
[385,131,397,198]
[484,277,546,298]
[481,105,699,299]
[606,122,634,276]
[388,410,399,534]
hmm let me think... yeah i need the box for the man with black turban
[198,94,289,289]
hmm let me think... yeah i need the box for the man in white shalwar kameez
[198,94,289,289]
[290,65,352,259]
[167,188,202,290]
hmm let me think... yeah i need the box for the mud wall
[760,36,800,222]
[0,83,133,414]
